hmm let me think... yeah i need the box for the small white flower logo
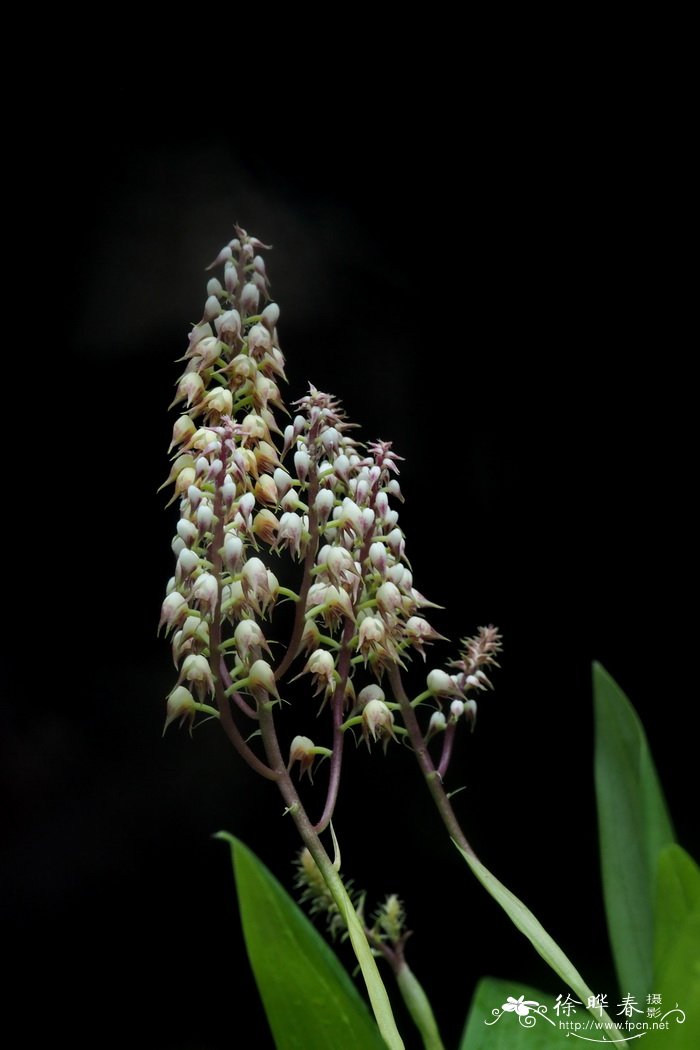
[502,995,540,1017]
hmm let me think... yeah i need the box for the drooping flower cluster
[160,226,500,790]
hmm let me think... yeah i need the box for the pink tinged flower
[386,528,405,559]
[314,489,335,522]
[176,519,199,547]
[323,546,359,587]
[237,492,256,525]
[159,592,189,635]
[277,512,303,559]
[281,488,302,512]
[261,302,280,332]
[334,454,351,483]
[359,508,376,538]
[222,475,237,506]
[191,571,218,612]
[223,532,244,574]
[369,542,388,575]
[248,659,281,704]
[362,699,396,751]
[186,335,221,371]
[464,699,478,729]
[224,261,238,295]
[205,244,233,269]
[179,654,215,700]
[217,308,242,344]
[338,497,363,536]
[294,449,310,483]
[176,547,200,583]
[274,468,293,499]
[321,427,341,455]
[234,619,272,665]
[247,323,272,357]
[163,686,197,736]
[426,669,464,699]
[449,699,465,721]
[376,581,402,616]
[196,501,214,533]
[386,479,403,501]
[374,491,389,519]
[240,282,260,314]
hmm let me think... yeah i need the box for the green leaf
[460,978,572,1049]
[641,844,700,1050]
[593,662,675,999]
[454,845,626,1044]
[217,833,387,1050]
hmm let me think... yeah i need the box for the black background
[3,78,695,1049]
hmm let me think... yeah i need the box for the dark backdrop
[3,91,694,1049]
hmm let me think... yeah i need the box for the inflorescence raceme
[160,226,502,827]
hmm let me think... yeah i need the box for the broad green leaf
[217,834,387,1050]
[654,844,700,974]
[460,977,575,1049]
[593,662,675,999]
[454,845,627,1045]
[641,845,700,1050]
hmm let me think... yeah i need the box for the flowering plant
[160,229,698,1049]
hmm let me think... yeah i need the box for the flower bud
[334,454,351,483]
[196,501,214,533]
[261,302,280,331]
[294,449,310,483]
[357,684,386,708]
[176,518,199,547]
[369,542,388,575]
[237,491,255,524]
[281,488,302,512]
[224,261,239,295]
[202,294,222,321]
[240,282,260,314]
[314,488,335,522]
[426,710,447,741]
[450,699,465,721]
[274,468,292,498]
[206,277,223,297]
[254,473,278,507]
